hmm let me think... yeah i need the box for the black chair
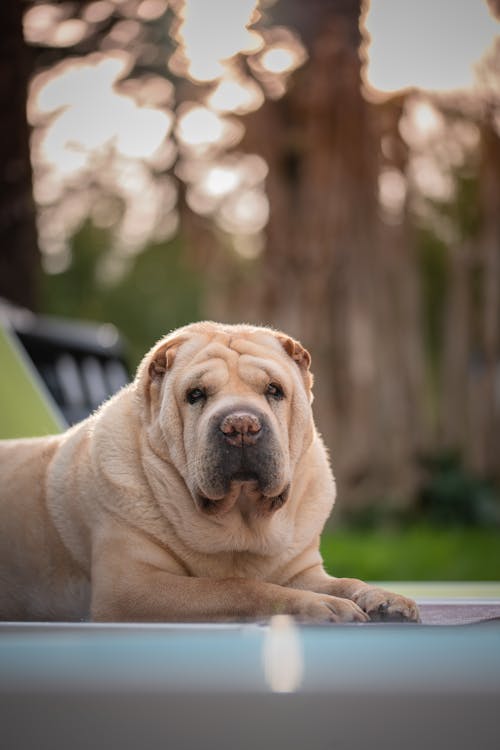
[1,299,130,426]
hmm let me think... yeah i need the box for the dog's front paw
[291,591,370,623]
[352,586,420,622]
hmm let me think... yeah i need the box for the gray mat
[417,600,500,625]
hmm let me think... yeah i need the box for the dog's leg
[287,565,420,622]
[91,573,371,623]
[89,526,369,623]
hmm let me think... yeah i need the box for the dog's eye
[266,382,284,400]
[186,388,206,405]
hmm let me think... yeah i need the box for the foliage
[325,449,500,580]
[338,450,500,531]
[417,452,500,528]
[320,525,500,581]
[41,221,203,368]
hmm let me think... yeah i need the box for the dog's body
[0,322,419,623]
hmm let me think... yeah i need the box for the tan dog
[0,322,419,623]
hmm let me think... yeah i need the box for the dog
[0,321,419,623]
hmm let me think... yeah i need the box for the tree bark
[213,0,427,511]
[0,0,40,309]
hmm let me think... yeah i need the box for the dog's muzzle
[194,406,288,514]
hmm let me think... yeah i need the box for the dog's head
[137,322,314,518]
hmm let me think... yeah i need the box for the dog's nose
[220,411,262,447]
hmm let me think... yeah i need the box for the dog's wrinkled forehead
[182,330,282,363]
[175,331,289,385]
[142,322,313,402]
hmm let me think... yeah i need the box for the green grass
[0,325,64,439]
[320,525,500,581]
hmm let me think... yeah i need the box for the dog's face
[138,323,314,518]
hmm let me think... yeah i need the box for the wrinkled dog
[0,322,419,623]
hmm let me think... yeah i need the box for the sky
[365,0,499,93]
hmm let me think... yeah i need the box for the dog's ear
[274,332,314,393]
[275,333,311,371]
[148,335,186,382]
[137,334,187,417]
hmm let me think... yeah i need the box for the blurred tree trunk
[0,0,40,309]
[440,242,471,454]
[438,25,500,482]
[478,116,500,479]
[213,0,427,511]
[442,115,500,480]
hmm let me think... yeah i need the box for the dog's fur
[0,322,419,623]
